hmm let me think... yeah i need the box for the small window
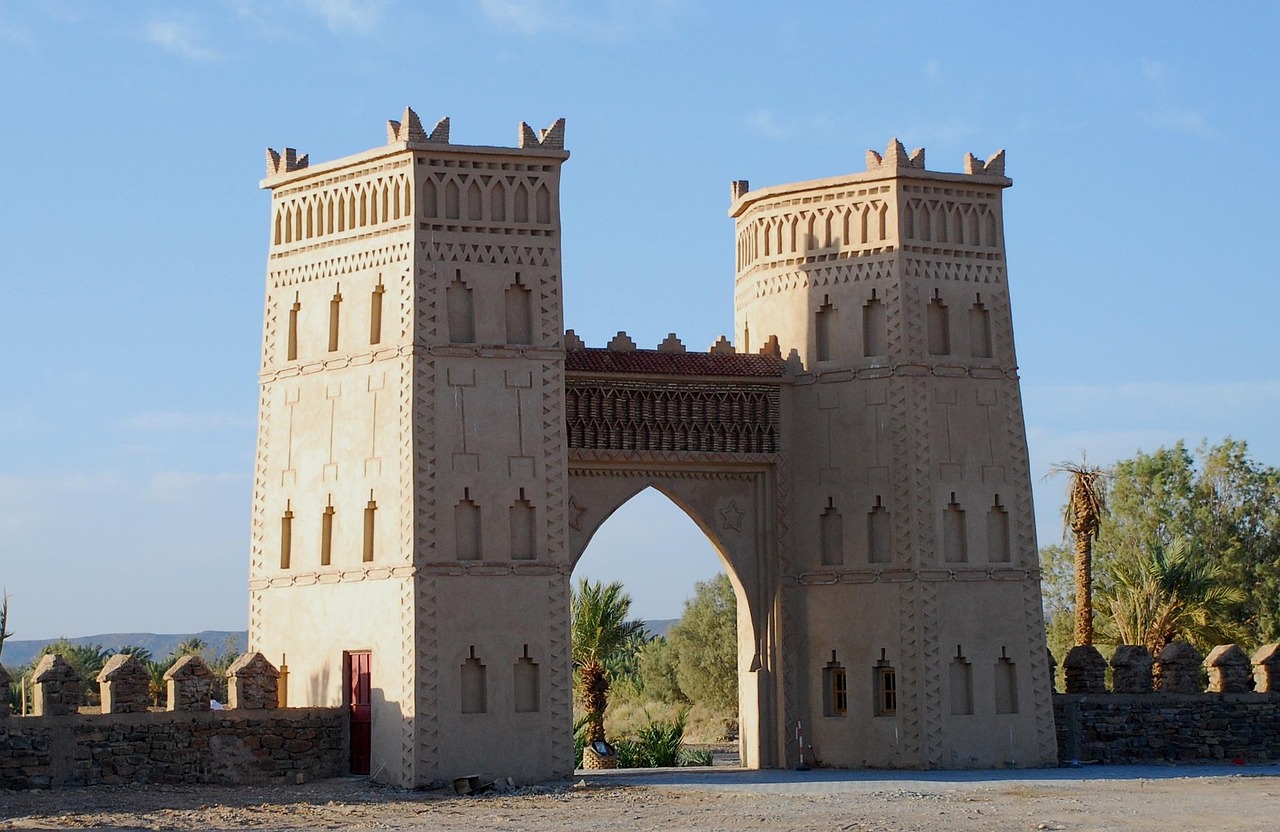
[874,652,897,717]
[320,504,335,566]
[279,508,294,569]
[822,652,847,717]
[287,298,300,361]
[370,282,385,345]
[328,287,343,352]
[363,499,377,563]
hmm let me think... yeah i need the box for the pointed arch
[423,178,438,219]
[467,179,484,221]
[535,183,551,224]
[490,180,507,222]
[514,182,529,223]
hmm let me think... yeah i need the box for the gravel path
[2,765,1278,831]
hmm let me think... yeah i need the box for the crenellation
[266,147,309,178]
[606,331,637,351]
[97,654,151,714]
[657,333,686,353]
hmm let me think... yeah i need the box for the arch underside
[566,455,785,769]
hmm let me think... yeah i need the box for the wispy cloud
[297,0,386,34]
[116,411,254,432]
[745,109,836,142]
[478,0,680,40]
[480,0,554,35]
[0,14,35,50]
[146,471,248,502]
[1140,58,1169,85]
[1137,105,1216,140]
[143,19,220,61]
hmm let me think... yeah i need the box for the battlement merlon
[729,139,1009,217]
[261,108,568,190]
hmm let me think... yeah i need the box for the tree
[635,636,687,704]
[39,640,110,706]
[1040,438,1280,652]
[667,574,738,712]
[1046,458,1108,646]
[0,591,12,664]
[571,579,647,744]
[1099,537,1246,654]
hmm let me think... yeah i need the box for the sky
[1,1,1277,641]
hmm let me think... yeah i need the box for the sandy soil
[2,767,1278,831]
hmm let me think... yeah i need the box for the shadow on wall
[307,665,331,706]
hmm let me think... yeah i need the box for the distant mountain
[2,621,677,669]
[644,619,678,639]
[1,631,247,669]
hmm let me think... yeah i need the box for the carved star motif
[568,496,587,531]
[719,500,744,533]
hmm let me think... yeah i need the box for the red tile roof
[565,348,787,378]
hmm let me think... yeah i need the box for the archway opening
[570,485,750,768]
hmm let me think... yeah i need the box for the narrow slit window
[969,296,992,359]
[819,499,843,566]
[815,296,834,362]
[328,287,343,352]
[823,653,847,717]
[461,648,487,714]
[928,293,950,355]
[944,493,968,563]
[874,653,897,717]
[505,276,533,345]
[950,649,974,715]
[863,292,886,357]
[320,504,335,566]
[447,275,475,344]
[363,499,377,563]
[868,496,891,564]
[455,495,481,560]
[510,493,536,560]
[995,651,1019,714]
[987,496,1011,563]
[370,282,385,345]
[280,508,293,569]
[514,646,539,713]
[287,297,300,361]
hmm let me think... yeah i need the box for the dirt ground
[2,767,1278,831]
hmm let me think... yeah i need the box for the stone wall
[0,708,345,789]
[1055,694,1280,764]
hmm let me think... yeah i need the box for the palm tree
[571,579,648,745]
[1100,537,1245,655]
[0,591,12,663]
[1047,457,1107,646]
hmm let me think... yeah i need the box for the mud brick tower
[250,111,1056,786]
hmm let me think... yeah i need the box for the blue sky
[1,1,1277,640]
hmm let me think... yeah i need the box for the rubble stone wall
[1055,694,1280,764]
[0,708,345,790]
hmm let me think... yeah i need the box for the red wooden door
[347,652,372,775]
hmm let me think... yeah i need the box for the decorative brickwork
[32,654,80,716]
[1204,644,1252,693]
[565,377,781,455]
[97,654,151,714]
[1155,641,1204,694]
[1254,643,1280,693]
[1063,645,1107,694]
[1110,645,1154,695]
[226,652,281,710]
[165,655,214,712]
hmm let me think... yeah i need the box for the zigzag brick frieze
[419,240,556,267]
[566,380,780,455]
[546,576,572,774]
[897,582,922,761]
[414,360,438,562]
[269,241,413,287]
[902,256,1005,283]
[568,465,761,482]
[416,577,440,782]
[541,362,568,564]
[398,577,416,784]
[919,580,943,767]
